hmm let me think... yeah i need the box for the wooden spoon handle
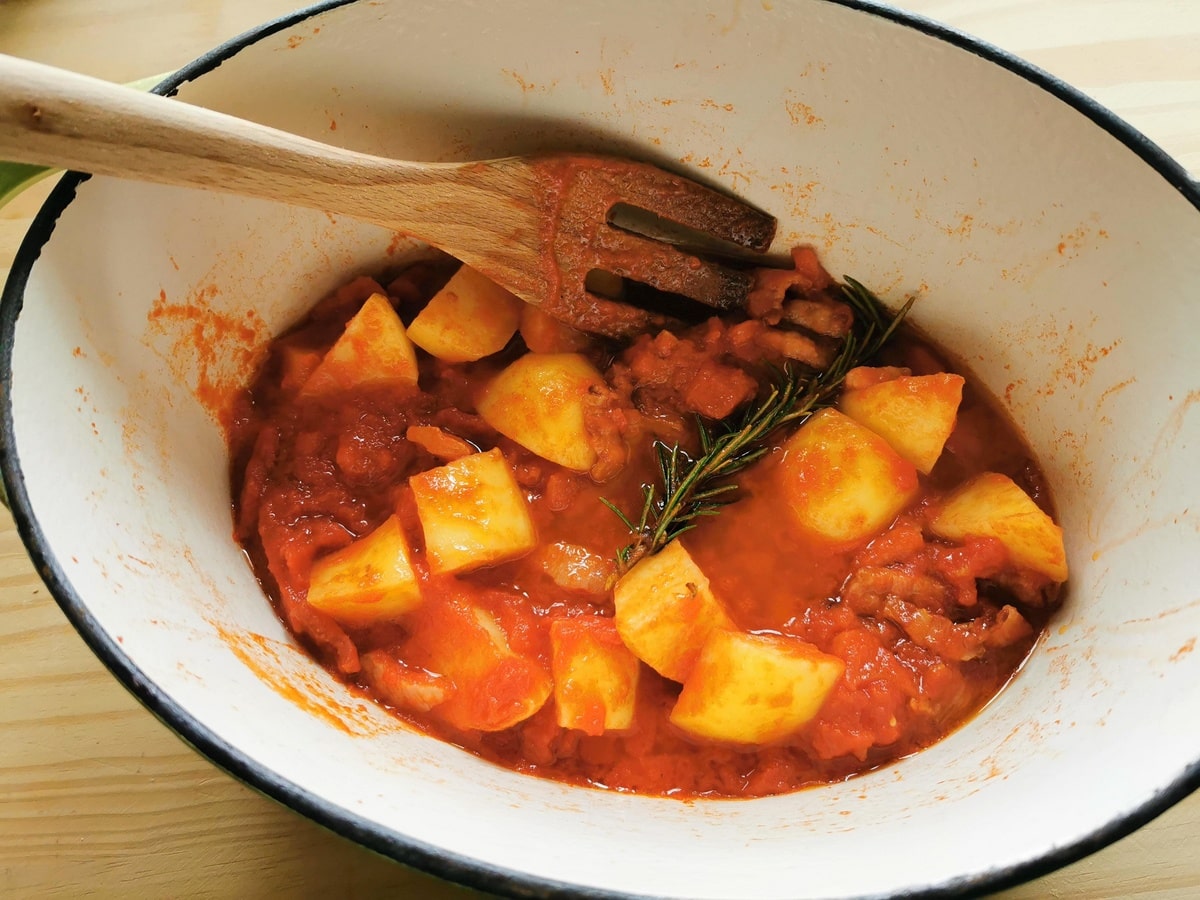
[0,54,457,225]
[0,53,552,300]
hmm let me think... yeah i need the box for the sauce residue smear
[1088,389,1199,548]
[783,92,823,126]
[502,69,558,95]
[215,623,388,737]
[144,285,268,429]
[1171,638,1196,663]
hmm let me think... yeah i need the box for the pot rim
[1,2,1197,898]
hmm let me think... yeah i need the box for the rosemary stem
[607,278,913,571]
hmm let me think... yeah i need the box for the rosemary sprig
[604,277,914,572]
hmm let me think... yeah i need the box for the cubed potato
[550,617,640,735]
[305,516,422,626]
[409,448,537,575]
[839,371,965,474]
[613,539,735,683]
[776,408,919,544]
[404,596,552,732]
[475,353,605,472]
[670,630,844,745]
[407,264,524,363]
[301,292,419,396]
[930,472,1068,581]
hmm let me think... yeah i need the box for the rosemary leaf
[598,497,637,533]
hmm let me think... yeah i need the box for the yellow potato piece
[301,292,419,396]
[931,472,1068,581]
[475,352,605,472]
[407,265,524,363]
[306,516,422,626]
[670,630,844,746]
[550,616,640,735]
[409,447,537,575]
[613,539,735,683]
[776,408,919,543]
[839,372,965,474]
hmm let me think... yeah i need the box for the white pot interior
[5,1,1200,897]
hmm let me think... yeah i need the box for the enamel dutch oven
[2,1,1199,897]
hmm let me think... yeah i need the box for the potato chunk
[476,353,605,472]
[409,448,537,575]
[930,472,1068,581]
[776,408,919,543]
[670,630,844,745]
[550,617,640,735]
[613,539,735,683]
[405,596,552,732]
[407,264,523,362]
[301,292,419,396]
[305,516,422,626]
[839,371,965,474]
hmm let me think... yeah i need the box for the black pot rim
[2,2,1198,898]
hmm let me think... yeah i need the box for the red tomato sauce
[228,253,1062,798]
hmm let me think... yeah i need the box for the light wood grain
[1,2,1198,898]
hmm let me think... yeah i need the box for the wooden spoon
[0,54,776,337]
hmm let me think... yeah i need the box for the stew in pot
[228,247,1066,798]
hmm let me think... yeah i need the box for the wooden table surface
[1,2,1197,897]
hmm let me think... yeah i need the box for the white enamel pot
[3,1,1199,897]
